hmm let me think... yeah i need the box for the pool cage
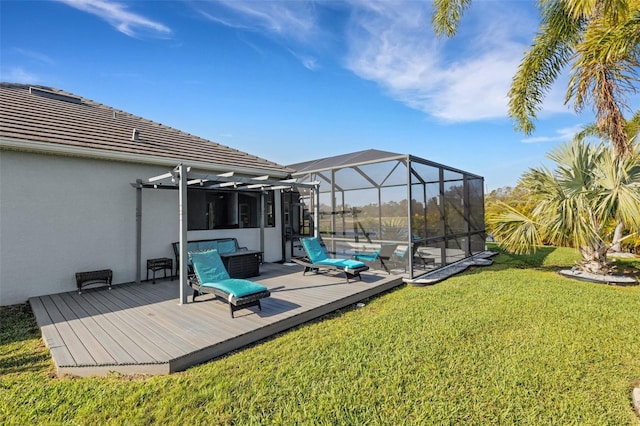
[289,149,486,279]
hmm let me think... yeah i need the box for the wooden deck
[29,263,403,376]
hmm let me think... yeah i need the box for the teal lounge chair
[294,237,369,282]
[188,249,270,318]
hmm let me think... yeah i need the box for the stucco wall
[0,151,283,305]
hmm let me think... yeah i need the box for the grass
[2,247,639,425]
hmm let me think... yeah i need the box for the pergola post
[260,191,265,255]
[314,184,320,238]
[178,164,189,305]
[135,179,142,284]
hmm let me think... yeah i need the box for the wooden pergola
[134,164,319,304]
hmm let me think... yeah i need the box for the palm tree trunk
[579,245,611,274]
[610,222,624,253]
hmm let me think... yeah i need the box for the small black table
[76,269,112,294]
[147,257,173,283]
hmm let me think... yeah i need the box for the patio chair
[352,243,398,274]
[384,244,435,272]
[188,249,270,318]
[387,245,411,272]
[413,245,437,269]
[293,237,369,282]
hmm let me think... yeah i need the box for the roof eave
[0,137,293,178]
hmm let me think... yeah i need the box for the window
[238,193,257,228]
[187,189,275,230]
[265,191,275,227]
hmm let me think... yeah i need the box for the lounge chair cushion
[353,251,380,262]
[188,248,270,318]
[200,278,268,299]
[394,247,409,258]
[316,258,367,269]
[301,237,328,263]
[301,237,367,270]
[189,249,230,281]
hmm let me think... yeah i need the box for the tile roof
[0,83,292,176]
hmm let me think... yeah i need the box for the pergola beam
[137,170,317,192]
[135,165,319,306]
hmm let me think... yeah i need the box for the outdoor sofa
[172,237,261,279]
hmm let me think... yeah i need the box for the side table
[147,257,173,284]
[76,269,113,294]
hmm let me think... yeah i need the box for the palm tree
[573,110,640,251]
[432,0,640,157]
[490,139,640,274]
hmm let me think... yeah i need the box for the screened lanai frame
[290,150,486,280]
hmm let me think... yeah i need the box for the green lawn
[2,247,639,425]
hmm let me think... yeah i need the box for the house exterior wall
[0,150,283,305]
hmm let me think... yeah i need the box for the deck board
[29,297,77,367]
[62,293,136,364]
[61,292,140,365]
[78,291,173,362]
[39,295,96,366]
[50,294,117,365]
[94,289,201,359]
[29,263,403,376]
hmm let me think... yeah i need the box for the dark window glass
[187,189,274,230]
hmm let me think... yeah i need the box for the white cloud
[288,49,319,71]
[343,2,541,122]
[194,0,318,42]
[521,124,585,143]
[189,0,574,123]
[0,67,41,84]
[55,0,171,37]
[193,0,321,70]
[14,48,54,64]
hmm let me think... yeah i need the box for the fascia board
[0,137,290,178]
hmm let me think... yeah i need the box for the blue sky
[0,0,614,190]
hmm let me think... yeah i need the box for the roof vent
[29,86,81,104]
[131,128,140,141]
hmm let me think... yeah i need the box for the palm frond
[431,0,473,37]
[573,122,604,141]
[625,109,640,141]
[489,201,543,254]
[593,142,640,228]
[567,8,640,156]
[563,0,631,22]
[508,1,584,135]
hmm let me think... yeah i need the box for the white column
[178,164,189,305]
[136,180,142,284]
